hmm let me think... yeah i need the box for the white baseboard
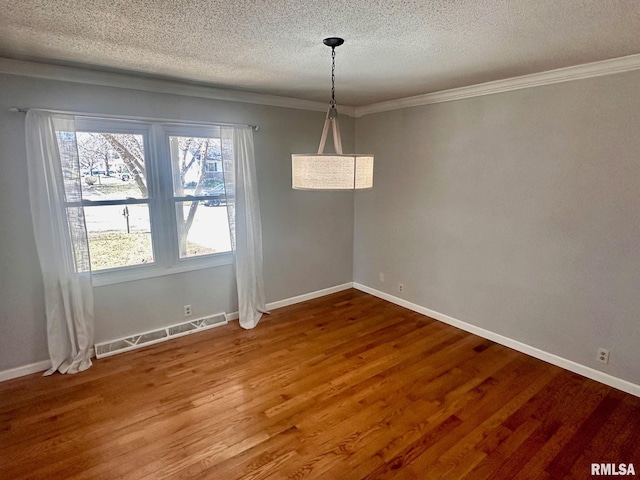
[0,283,355,382]
[266,282,354,311]
[226,282,355,322]
[0,359,51,382]
[353,283,640,398]
[12,281,636,399]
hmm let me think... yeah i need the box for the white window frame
[76,118,233,287]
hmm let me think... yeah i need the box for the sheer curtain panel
[25,111,95,374]
[221,126,268,329]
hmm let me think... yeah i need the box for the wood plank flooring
[1,289,639,479]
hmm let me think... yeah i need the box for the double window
[75,119,232,284]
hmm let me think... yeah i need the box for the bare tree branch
[101,133,148,197]
[183,140,209,234]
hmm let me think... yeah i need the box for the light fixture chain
[331,47,336,107]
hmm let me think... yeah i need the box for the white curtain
[25,111,95,374]
[221,126,268,329]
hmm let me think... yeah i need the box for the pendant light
[292,37,374,190]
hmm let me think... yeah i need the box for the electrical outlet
[379,273,385,283]
[398,283,404,294]
[184,305,192,317]
[597,347,610,364]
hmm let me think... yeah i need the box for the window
[168,134,231,259]
[75,119,232,284]
[77,128,153,270]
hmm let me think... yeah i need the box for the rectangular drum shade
[292,154,374,190]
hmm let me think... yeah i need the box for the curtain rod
[8,107,259,131]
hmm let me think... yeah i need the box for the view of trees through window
[76,131,230,272]
[169,135,231,259]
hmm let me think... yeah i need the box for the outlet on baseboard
[597,347,610,364]
[184,305,192,317]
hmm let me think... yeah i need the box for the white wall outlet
[597,347,610,364]
[184,305,192,317]
[398,283,404,294]
[379,273,385,283]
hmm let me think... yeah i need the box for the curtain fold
[25,111,95,375]
[221,126,267,329]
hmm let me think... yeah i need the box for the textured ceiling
[1,0,640,106]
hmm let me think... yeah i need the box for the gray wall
[3,67,639,388]
[354,71,640,385]
[0,73,355,370]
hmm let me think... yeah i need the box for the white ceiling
[1,0,640,107]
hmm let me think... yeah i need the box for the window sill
[91,252,234,287]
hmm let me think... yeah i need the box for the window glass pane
[77,132,148,200]
[169,136,224,197]
[84,205,154,270]
[175,201,231,259]
[55,130,84,204]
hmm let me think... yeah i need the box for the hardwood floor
[1,289,639,479]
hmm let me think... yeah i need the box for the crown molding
[354,53,640,117]
[3,54,640,120]
[0,57,357,117]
